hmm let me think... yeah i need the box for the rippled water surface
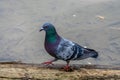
[0,0,120,65]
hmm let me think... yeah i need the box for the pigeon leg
[41,58,57,65]
[63,60,71,71]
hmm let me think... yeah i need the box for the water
[0,0,120,65]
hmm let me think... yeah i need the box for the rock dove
[40,23,98,71]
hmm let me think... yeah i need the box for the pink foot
[41,61,54,65]
[63,65,73,72]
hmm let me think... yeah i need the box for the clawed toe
[63,65,73,72]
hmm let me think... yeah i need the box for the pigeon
[40,23,98,71]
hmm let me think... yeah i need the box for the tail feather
[91,51,98,58]
[86,48,98,58]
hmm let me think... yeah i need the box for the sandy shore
[0,63,120,80]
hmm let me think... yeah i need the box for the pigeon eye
[44,26,48,28]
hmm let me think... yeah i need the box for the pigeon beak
[39,27,44,32]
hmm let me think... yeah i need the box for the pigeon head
[40,23,56,32]
[40,23,59,43]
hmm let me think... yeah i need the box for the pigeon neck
[45,30,59,43]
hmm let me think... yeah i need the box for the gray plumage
[40,23,98,70]
[56,38,98,61]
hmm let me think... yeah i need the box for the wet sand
[0,0,120,65]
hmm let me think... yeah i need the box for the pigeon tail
[91,51,98,58]
[86,48,98,58]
